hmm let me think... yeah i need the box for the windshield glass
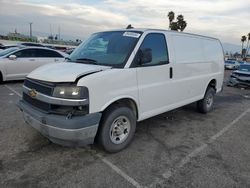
[68,31,142,68]
[0,47,18,57]
[238,64,250,72]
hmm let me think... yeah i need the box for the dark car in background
[227,63,250,87]
[0,44,18,50]
[19,42,45,47]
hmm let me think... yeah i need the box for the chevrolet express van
[18,29,224,152]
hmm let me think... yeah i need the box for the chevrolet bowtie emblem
[28,89,37,98]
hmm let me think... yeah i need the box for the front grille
[235,73,250,77]
[23,93,51,112]
[24,79,54,96]
[23,79,88,116]
[23,93,88,116]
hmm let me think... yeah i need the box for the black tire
[197,87,216,114]
[0,72,3,84]
[98,106,136,153]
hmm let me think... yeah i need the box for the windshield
[68,31,142,68]
[238,64,250,72]
[0,47,18,57]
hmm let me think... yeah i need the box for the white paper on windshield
[123,32,141,38]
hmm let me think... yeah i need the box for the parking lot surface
[0,71,250,188]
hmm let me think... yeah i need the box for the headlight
[53,86,88,99]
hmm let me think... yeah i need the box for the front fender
[100,95,139,112]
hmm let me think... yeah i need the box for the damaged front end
[17,77,102,147]
[227,70,250,87]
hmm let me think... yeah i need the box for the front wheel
[197,87,216,113]
[97,106,136,153]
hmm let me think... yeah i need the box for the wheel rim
[109,116,131,144]
[206,93,213,109]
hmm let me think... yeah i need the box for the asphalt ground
[0,70,250,188]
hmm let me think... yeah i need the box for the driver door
[134,33,175,120]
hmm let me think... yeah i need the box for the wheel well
[208,79,216,91]
[103,98,138,120]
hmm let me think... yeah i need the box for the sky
[0,0,249,45]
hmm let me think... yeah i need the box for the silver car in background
[224,60,240,70]
[0,47,68,82]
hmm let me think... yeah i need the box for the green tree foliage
[126,24,134,29]
[246,33,250,57]
[167,11,175,29]
[168,11,187,32]
[241,35,247,57]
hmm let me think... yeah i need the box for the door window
[14,49,36,58]
[133,33,169,67]
[34,49,63,58]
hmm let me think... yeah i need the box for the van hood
[27,62,111,82]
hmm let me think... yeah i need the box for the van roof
[99,28,219,41]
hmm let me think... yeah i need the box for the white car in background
[0,47,68,82]
[224,60,240,70]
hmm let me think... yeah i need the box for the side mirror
[138,48,152,65]
[9,55,17,60]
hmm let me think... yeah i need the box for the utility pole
[58,25,61,40]
[29,22,33,38]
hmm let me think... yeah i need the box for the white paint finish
[135,64,173,120]
[172,34,204,64]
[27,62,111,82]
[77,68,139,115]
[3,57,32,80]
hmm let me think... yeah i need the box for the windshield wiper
[75,58,98,65]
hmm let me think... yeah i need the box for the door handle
[29,59,35,61]
[170,67,173,79]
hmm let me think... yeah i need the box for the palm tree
[179,20,187,32]
[168,11,175,29]
[241,36,247,57]
[170,22,179,31]
[246,33,250,57]
[126,24,134,29]
[168,12,187,32]
[177,14,184,22]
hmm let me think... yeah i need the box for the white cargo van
[18,29,224,152]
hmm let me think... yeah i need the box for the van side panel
[78,31,224,122]
[202,38,224,92]
[170,33,224,100]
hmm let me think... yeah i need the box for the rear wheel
[197,87,216,113]
[98,106,136,153]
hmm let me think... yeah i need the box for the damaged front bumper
[18,100,102,147]
[227,76,250,87]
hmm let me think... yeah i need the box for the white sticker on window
[123,32,141,38]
